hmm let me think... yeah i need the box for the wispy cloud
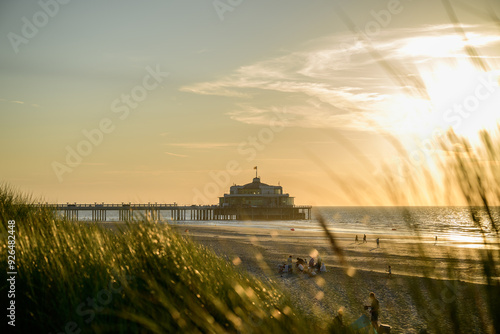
[80,162,108,166]
[1,99,42,108]
[181,24,500,132]
[164,151,188,158]
[101,169,206,175]
[167,142,239,149]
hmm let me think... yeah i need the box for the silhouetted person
[363,234,367,243]
[331,308,346,333]
[364,292,380,331]
[355,235,359,243]
[376,238,380,248]
[316,254,322,270]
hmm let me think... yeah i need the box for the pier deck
[35,203,312,222]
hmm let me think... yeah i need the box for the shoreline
[90,217,500,249]
[170,224,496,284]
[169,221,500,250]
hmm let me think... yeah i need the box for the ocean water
[69,206,499,247]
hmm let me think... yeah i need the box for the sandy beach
[171,223,499,333]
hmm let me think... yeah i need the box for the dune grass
[309,127,500,333]
[0,185,318,333]
[380,129,500,333]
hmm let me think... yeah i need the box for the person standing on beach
[376,238,380,248]
[363,234,367,243]
[387,265,392,278]
[435,236,438,245]
[366,292,380,331]
[287,255,293,272]
[355,235,359,243]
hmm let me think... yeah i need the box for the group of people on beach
[276,248,390,331]
[355,234,381,248]
[355,234,367,243]
[278,254,326,276]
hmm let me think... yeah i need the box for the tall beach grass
[0,185,318,333]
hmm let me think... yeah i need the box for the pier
[36,203,312,222]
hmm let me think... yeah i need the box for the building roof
[242,177,270,189]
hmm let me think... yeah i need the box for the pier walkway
[35,203,312,222]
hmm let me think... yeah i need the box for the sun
[422,62,500,138]
[385,61,500,146]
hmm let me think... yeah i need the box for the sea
[70,206,499,249]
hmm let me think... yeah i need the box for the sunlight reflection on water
[68,206,499,249]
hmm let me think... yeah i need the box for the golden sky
[1,0,499,206]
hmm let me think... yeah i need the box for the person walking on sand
[364,292,380,331]
[355,235,359,243]
[376,238,380,248]
[363,234,367,243]
[387,265,392,278]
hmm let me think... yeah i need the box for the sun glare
[422,63,500,141]
[399,35,464,58]
[386,61,500,146]
[379,30,500,145]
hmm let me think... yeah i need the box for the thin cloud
[1,99,41,108]
[80,162,108,166]
[164,151,188,158]
[167,142,239,149]
[181,24,500,132]
[102,169,205,175]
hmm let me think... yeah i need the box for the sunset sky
[1,0,499,206]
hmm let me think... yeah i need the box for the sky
[1,0,499,206]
